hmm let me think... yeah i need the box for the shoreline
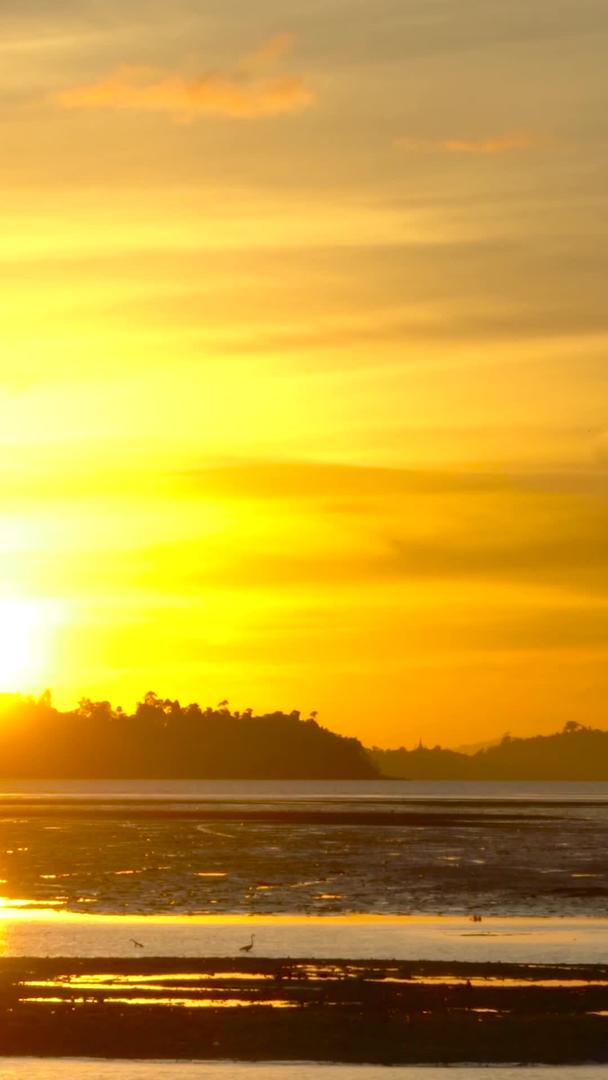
[5,906,608,923]
[0,802,578,823]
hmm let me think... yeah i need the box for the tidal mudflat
[1,786,608,917]
[1,783,608,1066]
[2,956,608,1063]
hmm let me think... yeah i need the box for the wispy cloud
[176,460,608,596]
[183,461,507,500]
[394,132,543,154]
[242,32,295,71]
[0,31,99,54]
[53,34,314,120]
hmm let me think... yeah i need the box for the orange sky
[1,0,607,748]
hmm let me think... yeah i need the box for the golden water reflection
[18,969,296,1009]
[19,996,296,1008]
[378,975,608,989]
[23,973,274,988]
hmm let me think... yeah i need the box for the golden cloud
[54,35,314,120]
[394,132,542,154]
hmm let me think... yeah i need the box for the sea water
[0,1061,605,1079]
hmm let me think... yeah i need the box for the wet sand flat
[1,795,608,917]
[1,956,608,1063]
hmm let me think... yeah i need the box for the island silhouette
[0,692,606,779]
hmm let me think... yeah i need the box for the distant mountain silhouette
[452,737,502,755]
[369,722,608,780]
[0,692,377,780]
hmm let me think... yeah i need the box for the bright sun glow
[0,598,49,692]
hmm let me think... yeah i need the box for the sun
[0,597,49,693]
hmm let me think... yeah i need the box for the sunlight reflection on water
[19,996,296,1008]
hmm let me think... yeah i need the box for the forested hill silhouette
[369,722,608,781]
[0,692,377,779]
[0,693,605,779]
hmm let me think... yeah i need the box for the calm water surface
[0,1062,604,1079]
[1,910,607,964]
